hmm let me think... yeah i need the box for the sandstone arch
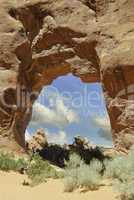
[0,0,134,152]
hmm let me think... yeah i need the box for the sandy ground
[0,171,118,200]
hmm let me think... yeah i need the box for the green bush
[104,149,134,200]
[64,153,103,192]
[27,153,63,186]
[64,175,78,192]
[0,151,63,186]
[65,153,83,169]
[78,160,102,190]
[0,152,27,172]
[64,153,83,192]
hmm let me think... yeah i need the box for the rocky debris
[27,129,48,151]
[101,147,120,158]
[0,0,134,152]
[72,135,92,149]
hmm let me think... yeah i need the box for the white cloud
[30,95,79,129]
[54,97,79,124]
[93,115,111,131]
[91,115,112,141]
[45,129,68,145]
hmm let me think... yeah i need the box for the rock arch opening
[26,74,113,148]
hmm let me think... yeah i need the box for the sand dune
[0,171,118,200]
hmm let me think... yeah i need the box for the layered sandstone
[0,0,134,152]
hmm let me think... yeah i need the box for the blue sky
[26,74,113,146]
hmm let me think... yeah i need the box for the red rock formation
[0,0,134,152]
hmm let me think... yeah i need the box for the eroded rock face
[27,129,48,150]
[0,0,134,152]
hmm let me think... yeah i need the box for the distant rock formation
[27,129,48,151]
[0,0,134,152]
[72,135,92,149]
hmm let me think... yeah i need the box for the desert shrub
[64,170,78,192]
[65,153,84,169]
[104,149,134,200]
[64,154,83,192]
[0,152,27,172]
[0,151,64,186]
[27,153,63,186]
[78,160,102,190]
[64,153,103,192]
